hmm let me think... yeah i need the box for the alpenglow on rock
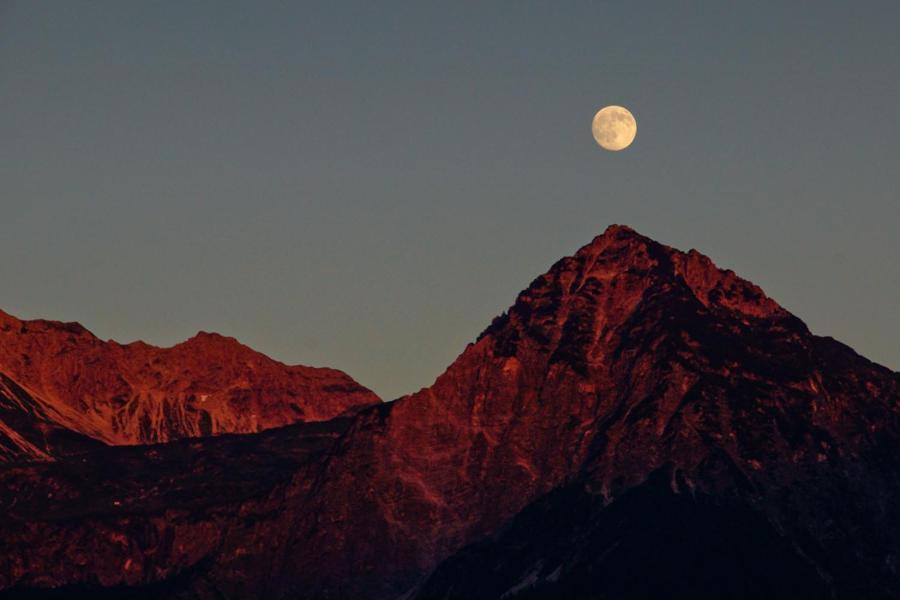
[0,310,379,460]
[0,225,897,599]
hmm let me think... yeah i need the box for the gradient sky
[1,2,898,400]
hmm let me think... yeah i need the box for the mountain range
[0,310,378,461]
[1,225,897,599]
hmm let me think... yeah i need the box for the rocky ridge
[0,310,379,457]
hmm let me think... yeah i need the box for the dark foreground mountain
[1,225,897,599]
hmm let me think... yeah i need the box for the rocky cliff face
[0,310,379,456]
[0,225,897,599]
[0,372,106,462]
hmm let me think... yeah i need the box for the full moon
[591,105,637,151]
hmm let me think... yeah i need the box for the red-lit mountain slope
[0,310,378,458]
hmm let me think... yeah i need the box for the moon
[591,105,637,151]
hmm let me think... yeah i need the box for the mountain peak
[599,223,642,238]
[578,223,652,256]
[0,309,94,338]
[177,330,246,352]
[481,225,788,366]
[579,225,787,318]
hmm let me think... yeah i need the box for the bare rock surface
[0,310,378,455]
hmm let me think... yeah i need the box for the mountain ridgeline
[0,311,379,461]
[0,225,897,599]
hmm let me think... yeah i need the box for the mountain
[0,310,379,460]
[0,225,897,599]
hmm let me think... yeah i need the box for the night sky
[2,2,898,400]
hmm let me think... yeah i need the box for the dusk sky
[2,1,897,400]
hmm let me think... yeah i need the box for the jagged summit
[480,224,790,378]
[574,224,784,316]
[179,330,242,347]
[0,309,95,338]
